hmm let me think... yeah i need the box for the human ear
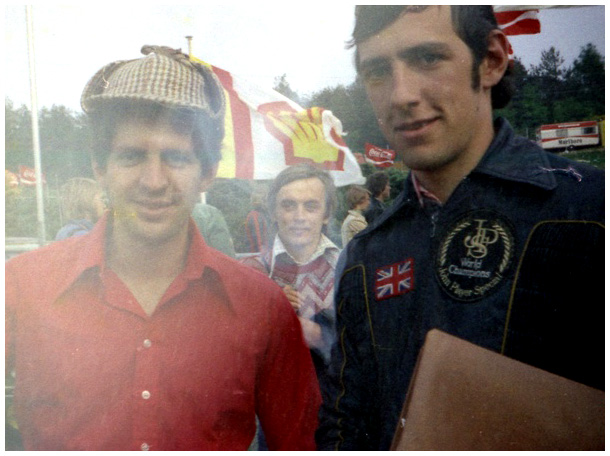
[480,29,510,89]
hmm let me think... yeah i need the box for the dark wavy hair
[366,171,390,198]
[349,5,513,109]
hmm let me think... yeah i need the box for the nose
[390,62,421,110]
[294,204,308,221]
[139,156,170,192]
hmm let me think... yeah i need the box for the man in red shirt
[5,45,320,451]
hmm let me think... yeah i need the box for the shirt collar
[411,173,443,208]
[271,233,339,266]
[51,212,215,302]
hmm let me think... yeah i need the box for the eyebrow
[358,41,451,72]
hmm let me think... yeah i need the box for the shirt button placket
[134,331,159,450]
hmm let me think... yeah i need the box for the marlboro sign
[365,143,396,168]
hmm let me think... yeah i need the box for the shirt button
[143,339,152,348]
[141,443,149,451]
[142,390,151,400]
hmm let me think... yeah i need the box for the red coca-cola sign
[364,143,396,168]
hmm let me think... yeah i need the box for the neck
[106,227,190,282]
[414,118,495,204]
[283,237,321,264]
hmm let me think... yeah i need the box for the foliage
[559,147,604,170]
[273,74,302,105]
[298,44,605,143]
[206,179,254,253]
[5,181,63,240]
[306,79,386,154]
[495,44,605,138]
[4,43,605,243]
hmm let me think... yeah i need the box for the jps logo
[464,219,499,259]
[436,211,515,302]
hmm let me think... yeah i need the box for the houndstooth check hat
[81,45,225,119]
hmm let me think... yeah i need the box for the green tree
[206,179,253,253]
[565,43,605,118]
[306,79,385,153]
[530,46,567,122]
[5,99,33,171]
[39,105,93,183]
[273,74,301,105]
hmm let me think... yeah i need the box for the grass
[558,147,605,170]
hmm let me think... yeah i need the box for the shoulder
[207,251,295,321]
[6,236,91,306]
[239,252,268,274]
[540,151,604,212]
[7,236,83,273]
[214,251,277,294]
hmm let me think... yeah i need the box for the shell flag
[192,56,365,187]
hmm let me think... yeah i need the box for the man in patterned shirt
[242,164,340,374]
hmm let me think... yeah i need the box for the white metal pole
[25,5,46,245]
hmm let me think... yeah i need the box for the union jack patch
[375,259,414,301]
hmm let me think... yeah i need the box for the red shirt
[5,215,321,451]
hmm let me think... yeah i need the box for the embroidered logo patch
[436,210,515,302]
[375,258,414,301]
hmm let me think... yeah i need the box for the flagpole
[186,36,193,58]
[25,5,46,245]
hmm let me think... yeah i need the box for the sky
[3,4,606,113]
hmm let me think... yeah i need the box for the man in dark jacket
[316,6,604,451]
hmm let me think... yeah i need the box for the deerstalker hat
[81,45,225,119]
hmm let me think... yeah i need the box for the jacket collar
[373,118,557,230]
[473,117,558,191]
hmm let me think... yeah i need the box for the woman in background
[55,177,106,240]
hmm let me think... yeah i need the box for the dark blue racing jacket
[317,118,605,451]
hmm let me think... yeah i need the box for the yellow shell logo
[258,102,346,169]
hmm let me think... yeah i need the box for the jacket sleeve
[316,254,379,450]
[256,287,321,450]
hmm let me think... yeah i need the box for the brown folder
[391,329,604,450]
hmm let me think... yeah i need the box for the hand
[283,285,303,313]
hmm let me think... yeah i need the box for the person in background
[6,45,320,451]
[241,164,339,451]
[241,164,340,373]
[55,177,106,240]
[245,188,270,252]
[341,185,370,246]
[191,201,236,257]
[317,6,604,451]
[363,170,391,224]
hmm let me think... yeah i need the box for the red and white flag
[192,57,365,187]
[493,7,542,58]
[364,143,396,168]
[18,165,46,186]
[494,9,541,36]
